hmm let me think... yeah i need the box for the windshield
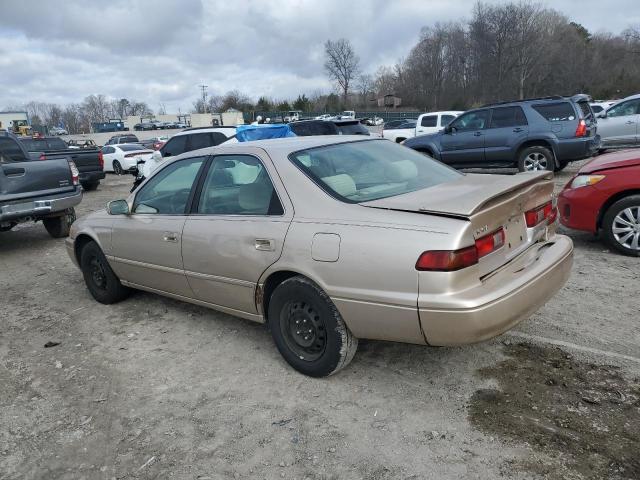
[290,139,461,203]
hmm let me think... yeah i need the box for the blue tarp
[235,124,296,142]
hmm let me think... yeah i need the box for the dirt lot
[1,160,639,480]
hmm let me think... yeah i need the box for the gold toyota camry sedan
[67,136,573,376]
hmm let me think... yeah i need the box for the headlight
[570,174,605,189]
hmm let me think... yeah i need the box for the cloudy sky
[1,0,638,113]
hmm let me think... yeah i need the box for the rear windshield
[118,144,146,151]
[532,102,576,122]
[336,123,369,135]
[290,121,339,136]
[289,139,461,203]
[20,137,67,151]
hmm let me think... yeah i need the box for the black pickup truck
[18,136,105,190]
[0,131,82,237]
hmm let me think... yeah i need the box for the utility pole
[199,84,208,113]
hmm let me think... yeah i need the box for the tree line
[330,1,640,111]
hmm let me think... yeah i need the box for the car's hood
[579,149,640,173]
[361,171,553,217]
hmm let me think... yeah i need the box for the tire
[517,146,554,172]
[112,160,123,175]
[554,159,569,172]
[82,181,99,191]
[80,241,131,303]
[601,195,640,257]
[268,276,358,377]
[43,208,76,238]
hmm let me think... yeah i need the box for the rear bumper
[556,135,601,162]
[79,171,105,183]
[0,188,82,223]
[418,235,573,346]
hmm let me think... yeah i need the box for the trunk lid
[362,171,555,276]
[0,158,74,200]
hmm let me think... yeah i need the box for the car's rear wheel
[43,208,76,238]
[80,241,131,303]
[602,195,640,257]
[112,160,123,175]
[268,276,358,377]
[518,146,554,172]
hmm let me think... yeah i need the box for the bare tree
[324,39,360,106]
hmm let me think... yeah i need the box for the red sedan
[558,149,640,256]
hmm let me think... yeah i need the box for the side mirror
[107,199,130,215]
[597,111,607,119]
[444,125,453,134]
[152,150,162,161]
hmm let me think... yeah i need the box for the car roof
[169,135,373,161]
[174,126,237,136]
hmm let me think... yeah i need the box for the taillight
[68,161,79,186]
[416,247,478,272]
[98,150,104,169]
[415,228,505,271]
[575,119,587,137]
[475,228,505,258]
[525,201,553,227]
[39,153,46,160]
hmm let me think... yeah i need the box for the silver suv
[596,93,640,149]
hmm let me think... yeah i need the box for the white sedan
[101,144,154,175]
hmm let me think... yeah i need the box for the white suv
[155,126,236,159]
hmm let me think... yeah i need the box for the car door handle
[513,127,524,132]
[255,238,275,251]
[473,131,482,137]
[162,232,178,243]
[3,167,26,176]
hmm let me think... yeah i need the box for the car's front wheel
[80,241,131,303]
[602,195,640,257]
[268,276,358,377]
[518,146,554,172]
[112,160,123,175]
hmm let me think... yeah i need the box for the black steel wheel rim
[89,255,107,290]
[279,301,327,362]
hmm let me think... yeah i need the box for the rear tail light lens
[525,201,554,227]
[98,150,104,169]
[575,119,587,137]
[416,246,478,272]
[68,161,79,186]
[39,153,46,161]
[416,228,505,271]
[475,228,505,258]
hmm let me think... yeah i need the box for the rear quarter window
[532,102,576,122]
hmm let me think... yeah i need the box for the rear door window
[0,137,28,163]
[532,102,575,122]
[187,133,212,151]
[162,135,188,157]
[489,106,528,128]
[420,115,437,127]
[440,115,456,126]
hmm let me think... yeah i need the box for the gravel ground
[1,158,638,480]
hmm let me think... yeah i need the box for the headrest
[238,182,273,213]
[385,160,418,182]
[321,174,356,197]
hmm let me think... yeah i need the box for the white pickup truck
[383,110,463,143]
